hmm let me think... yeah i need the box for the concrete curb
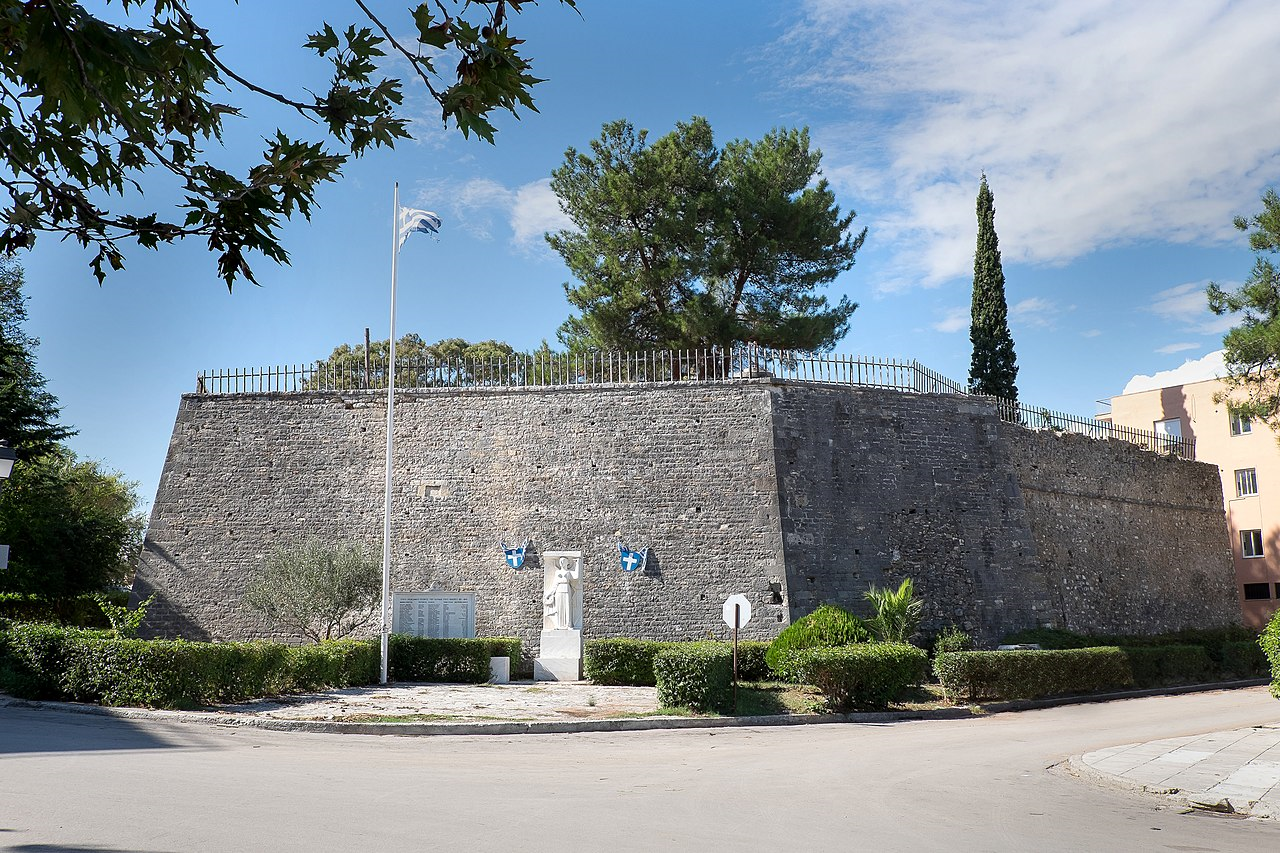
[1061,754,1276,821]
[0,678,1269,738]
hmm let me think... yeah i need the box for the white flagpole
[380,182,399,685]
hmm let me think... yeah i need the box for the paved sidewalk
[1076,723,1280,819]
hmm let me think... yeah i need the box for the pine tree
[0,257,74,458]
[968,174,1019,401]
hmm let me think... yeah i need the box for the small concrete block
[534,657,582,681]
[489,656,510,684]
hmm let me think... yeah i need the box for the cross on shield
[500,539,528,569]
[618,542,648,573]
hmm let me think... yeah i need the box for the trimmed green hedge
[935,647,1134,701]
[584,638,674,686]
[734,640,772,681]
[793,642,928,711]
[387,635,504,683]
[1262,610,1280,700]
[0,621,377,708]
[766,604,871,681]
[654,642,733,713]
[1221,639,1270,679]
[1119,645,1210,688]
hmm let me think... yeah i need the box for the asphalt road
[2,688,1279,853]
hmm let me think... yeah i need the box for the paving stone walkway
[216,681,661,723]
[1078,723,1280,818]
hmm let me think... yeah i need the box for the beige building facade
[1107,374,1279,627]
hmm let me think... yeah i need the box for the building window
[1235,468,1259,497]
[1230,411,1253,436]
[1241,529,1265,558]
[1243,582,1272,600]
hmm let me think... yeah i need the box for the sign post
[722,594,752,714]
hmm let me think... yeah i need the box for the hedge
[1119,645,1210,688]
[935,647,1134,702]
[765,604,871,681]
[584,638,674,686]
[1002,625,1260,673]
[1221,639,1270,679]
[793,642,928,711]
[387,635,516,683]
[734,640,772,681]
[654,642,733,713]
[1263,610,1280,700]
[0,621,377,708]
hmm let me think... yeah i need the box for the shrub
[864,578,923,643]
[386,635,492,683]
[1221,639,1269,679]
[793,642,928,711]
[479,637,522,668]
[654,642,733,713]
[933,625,975,656]
[766,605,871,680]
[0,621,377,708]
[1119,645,1211,688]
[1262,610,1280,700]
[934,647,1134,702]
[0,592,117,628]
[584,639,674,686]
[734,640,772,681]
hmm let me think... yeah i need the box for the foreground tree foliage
[548,117,865,353]
[244,540,381,642]
[1208,188,1280,429]
[968,174,1019,402]
[0,256,72,459]
[0,448,144,598]
[0,0,575,287]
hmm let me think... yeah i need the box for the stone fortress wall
[135,379,1241,653]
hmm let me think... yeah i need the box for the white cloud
[1149,280,1239,335]
[932,306,968,333]
[1081,329,1102,338]
[1121,349,1226,394]
[1008,297,1061,328]
[1154,342,1199,355]
[784,0,1280,289]
[411,178,570,250]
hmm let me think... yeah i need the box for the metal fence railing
[195,346,1194,459]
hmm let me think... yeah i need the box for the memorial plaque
[391,592,475,638]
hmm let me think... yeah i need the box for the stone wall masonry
[136,379,1242,655]
[1002,427,1239,634]
[768,384,1057,645]
[136,382,791,655]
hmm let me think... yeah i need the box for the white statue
[543,555,581,630]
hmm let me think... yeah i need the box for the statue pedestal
[535,628,582,681]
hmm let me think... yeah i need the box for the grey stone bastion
[134,379,1240,654]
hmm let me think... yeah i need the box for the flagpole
[380,182,399,685]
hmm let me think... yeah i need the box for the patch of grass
[889,683,951,710]
[309,713,533,723]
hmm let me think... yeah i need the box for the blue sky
[15,0,1279,511]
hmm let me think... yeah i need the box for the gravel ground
[215,681,661,722]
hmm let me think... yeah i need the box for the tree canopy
[968,174,1019,401]
[0,0,576,287]
[0,256,73,459]
[548,117,865,353]
[243,540,380,642]
[1208,188,1280,425]
[312,333,519,388]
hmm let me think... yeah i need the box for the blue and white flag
[618,542,648,573]
[398,207,442,249]
[501,539,527,570]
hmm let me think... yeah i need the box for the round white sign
[722,594,752,629]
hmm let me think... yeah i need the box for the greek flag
[398,207,442,249]
[501,539,527,569]
[618,543,648,573]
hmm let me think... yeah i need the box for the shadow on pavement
[4,844,180,853]
[0,706,190,756]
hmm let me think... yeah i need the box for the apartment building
[1105,354,1279,627]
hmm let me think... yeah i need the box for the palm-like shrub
[865,578,923,643]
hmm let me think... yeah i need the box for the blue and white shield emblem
[618,543,648,573]
[501,539,527,569]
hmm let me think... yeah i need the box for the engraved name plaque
[391,592,476,639]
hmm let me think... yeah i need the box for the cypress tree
[968,174,1019,401]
